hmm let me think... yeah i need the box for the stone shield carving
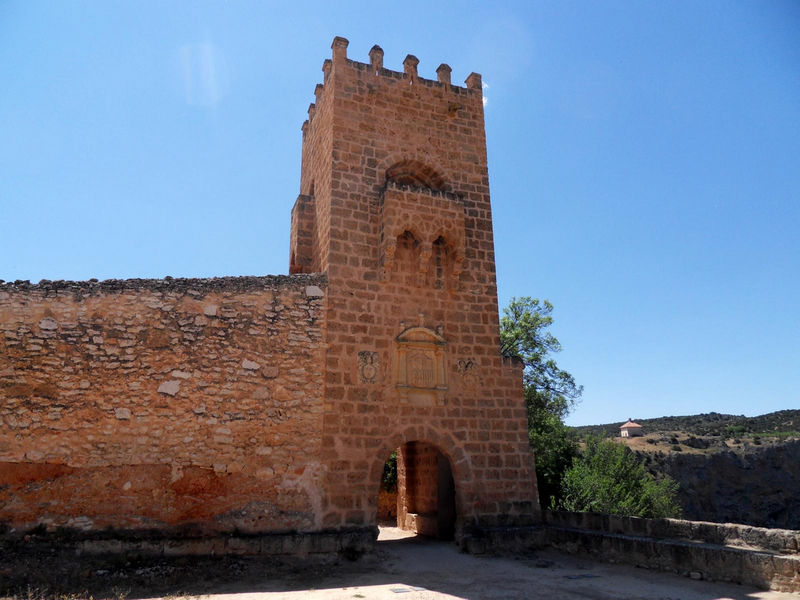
[457,358,478,391]
[358,351,379,384]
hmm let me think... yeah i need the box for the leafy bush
[726,425,747,437]
[555,437,681,518]
[381,451,397,492]
[529,408,578,507]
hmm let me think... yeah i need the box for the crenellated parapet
[333,35,480,89]
[300,36,484,137]
[296,36,492,277]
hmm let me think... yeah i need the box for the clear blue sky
[2,2,798,426]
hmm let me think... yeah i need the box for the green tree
[556,436,681,518]
[381,450,397,492]
[500,298,583,420]
[500,297,583,507]
[528,410,579,508]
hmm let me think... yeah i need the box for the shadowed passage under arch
[378,440,456,541]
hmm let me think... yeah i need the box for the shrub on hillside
[555,437,681,518]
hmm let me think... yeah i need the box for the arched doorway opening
[378,441,456,541]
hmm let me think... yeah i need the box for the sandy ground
[2,528,795,600]
[132,528,795,600]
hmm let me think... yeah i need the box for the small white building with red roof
[620,419,644,438]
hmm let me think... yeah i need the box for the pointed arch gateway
[373,426,470,541]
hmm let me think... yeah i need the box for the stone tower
[0,36,539,553]
[290,37,540,541]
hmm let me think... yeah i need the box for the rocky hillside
[570,410,800,530]
[572,409,800,439]
[640,440,800,529]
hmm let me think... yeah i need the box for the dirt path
[2,528,795,600]
[216,528,790,600]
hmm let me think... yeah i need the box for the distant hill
[571,409,800,439]
[570,409,800,529]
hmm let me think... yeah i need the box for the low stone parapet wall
[542,510,800,593]
[545,510,799,555]
[2,526,376,561]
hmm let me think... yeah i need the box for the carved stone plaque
[394,326,447,404]
[408,351,435,388]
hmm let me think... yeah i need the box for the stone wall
[543,510,800,593]
[0,275,327,535]
[1,38,541,550]
[376,488,397,523]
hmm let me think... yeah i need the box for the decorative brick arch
[430,231,465,281]
[395,227,424,247]
[379,153,452,192]
[385,228,423,275]
[380,195,466,285]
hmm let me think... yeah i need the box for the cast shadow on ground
[0,534,784,600]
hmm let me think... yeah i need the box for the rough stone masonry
[0,37,540,551]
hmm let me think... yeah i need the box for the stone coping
[543,518,800,593]
[0,273,327,294]
[543,510,800,556]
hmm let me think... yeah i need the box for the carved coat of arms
[358,351,379,384]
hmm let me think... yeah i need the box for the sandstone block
[261,366,280,379]
[38,317,58,330]
[158,380,181,396]
[305,285,325,297]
